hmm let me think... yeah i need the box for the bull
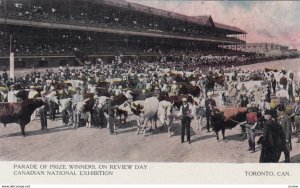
[210,107,247,141]
[58,98,73,126]
[0,99,46,136]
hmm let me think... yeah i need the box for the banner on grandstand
[9,52,14,80]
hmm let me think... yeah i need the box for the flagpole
[9,34,12,54]
[9,34,14,81]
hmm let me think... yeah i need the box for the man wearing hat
[72,87,84,128]
[239,91,249,108]
[276,85,289,111]
[258,96,270,116]
[6,78,14,88]
[205,92,216,133]
[265,86,271,103]
[105,96,116,135]
[287,78,294,101]
[270,75,277,95]
[259,110,285,163]
[240,83,247,93]
[278,109,292,162]
[178,97,193,144]
[39,92,48,132]
[7,85,17,102]
[292,97,300,143]
[47,86,57,121]
[2,69,8,84]
[244,104,258,153]
[170,81,178,96]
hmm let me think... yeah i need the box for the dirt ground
[0,58,300,162]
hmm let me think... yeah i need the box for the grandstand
[0,0,247,68]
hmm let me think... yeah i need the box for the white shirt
[178,103,193,117]
[146,83,152,90]
[7,91,18,102]
[276,89,289,98]
[259,101,270,114]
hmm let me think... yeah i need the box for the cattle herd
[0,60,299,146]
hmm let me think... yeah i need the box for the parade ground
[0,58,300,163]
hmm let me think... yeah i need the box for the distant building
[223,43,298,57]
[289,49,300,56]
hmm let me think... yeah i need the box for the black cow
[158,92,193,109]
[211,107,247,141]
[112,94,131,123]
[178,84,201,97]
[15,90,40,101]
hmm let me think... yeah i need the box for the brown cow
[96,81,110,89]
[54,82,72,90]
[265,68,278,72]
[0,99,46,136]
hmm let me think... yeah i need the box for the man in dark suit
[271,76,276,95]
[205,92,216,133]
[279,110,292,162]
[259,110,285,163]
[39,104,48,131]
[179,98,193,144]
[104,97,115,135]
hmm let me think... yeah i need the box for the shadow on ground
[0,124,74,138]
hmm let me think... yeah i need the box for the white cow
[191,97,206,131]
[66,80,84,89]
[94,96,110,128]
[45,91,59,104]
[157,100,174,136]
[95,96,110,110]
[118,98,175,137]
[159,68,171,76]
[185,71,194,77]
[74,98,92,128]
[59,98,73,126]
[136,97,160,135]
[118,97,159,136]
[28,90,39,99]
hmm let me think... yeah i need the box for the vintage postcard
[0,0,299,186]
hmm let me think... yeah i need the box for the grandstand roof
[188,15,215,27]
[214,22,247,34]
[100,0,246,34]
